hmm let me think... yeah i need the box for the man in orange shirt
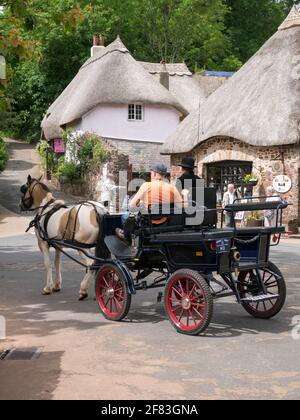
[116,163,183,242]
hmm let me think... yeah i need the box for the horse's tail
[95,209,111,261]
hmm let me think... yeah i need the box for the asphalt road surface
[0,140,300,400]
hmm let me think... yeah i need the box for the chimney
[159,60,169,90]
[91,34,105,57]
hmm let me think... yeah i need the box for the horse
[19,175,110,300]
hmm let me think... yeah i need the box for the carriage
[51,192,288,336]
[22,175,288,336]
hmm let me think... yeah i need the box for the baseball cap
[151,163,168,176]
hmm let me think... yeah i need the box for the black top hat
[179,157,197,169]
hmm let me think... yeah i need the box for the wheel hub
[107,287,115,298]
[181,296,191,310]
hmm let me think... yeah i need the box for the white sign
[273,175,292,194]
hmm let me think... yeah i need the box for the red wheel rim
[166,274,207,332]
[96,267,126,318]
[240,270,279,313]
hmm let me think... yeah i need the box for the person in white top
[96,174,118,213]
[222,184,240,227]
[264,186,280,227]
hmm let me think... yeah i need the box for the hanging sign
[272,175,292,194]
[54,138,65,153]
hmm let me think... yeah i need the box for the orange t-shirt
[130,180,183,224]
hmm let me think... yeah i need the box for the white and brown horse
[20,175,109,300]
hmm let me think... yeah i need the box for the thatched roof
[140,62,205,112]
[162,6,300,155]
[41,37,188,140]
[193,73,229,98]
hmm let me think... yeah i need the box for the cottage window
[207,160,253,202]
[128,104,144,121]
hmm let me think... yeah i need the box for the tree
[225,0,288,62]
[0,136,9,172]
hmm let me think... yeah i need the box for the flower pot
[247,219,264,227]
[243,179,258,188]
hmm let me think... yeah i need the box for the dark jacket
[175,173,202,204]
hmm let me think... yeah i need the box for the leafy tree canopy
[0,0,296,141]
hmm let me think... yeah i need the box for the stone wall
[106,138,170,172]
[170,137,300,225]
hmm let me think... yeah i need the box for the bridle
[20,180,51,211]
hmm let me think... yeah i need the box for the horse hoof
[53,287,61,293]
[79,293,88,301]
[42,288,52,295]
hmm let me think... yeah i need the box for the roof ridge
[81,36,129,69]
[278,5,300,30]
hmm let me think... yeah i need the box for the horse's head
[19,175,50,211]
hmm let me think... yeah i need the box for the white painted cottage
[41,36,204,172]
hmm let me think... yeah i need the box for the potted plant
[243,173,258,187]
[247,210,264,227]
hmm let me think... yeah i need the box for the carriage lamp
[230,247,241,262]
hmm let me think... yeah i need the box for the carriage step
[241,294,279,303]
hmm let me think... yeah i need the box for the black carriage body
[102,213,234,275]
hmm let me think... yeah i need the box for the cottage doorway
[206,160,253,203]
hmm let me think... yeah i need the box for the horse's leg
[53,248,62,292]
[38,239,54,295]
[78,251,94,301]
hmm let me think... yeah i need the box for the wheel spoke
[188,309,197,326]
[178,309,184,322]
[192,302,206,308]
[113,297,122,309]
[102,276,110,288]
[178,280,184,296]
[186,278,190,295]
[172,305,182,313]
[169,297,181,303]
[172,286,183,298]
[192,306,204,320]
[186,311,190,327]
[188,283,196,298]
[265,281,277,288]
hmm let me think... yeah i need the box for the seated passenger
[116,163,184,243]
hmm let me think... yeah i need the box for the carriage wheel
[165,269,213,336]
[95,264,131,321]
[238,262,286,319]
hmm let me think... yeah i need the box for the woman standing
[264,186,280,227]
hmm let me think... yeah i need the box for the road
[0,140,300,400]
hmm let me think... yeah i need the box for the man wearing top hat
[175,157,202,205]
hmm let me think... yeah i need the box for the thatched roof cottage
[41,36,205,172]
[162,6,300,225]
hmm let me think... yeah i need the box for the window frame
[128,103,144,121]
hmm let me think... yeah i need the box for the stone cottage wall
[170,137,300,225]
[106,138,170,172]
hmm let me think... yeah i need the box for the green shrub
[36,140,49,170]
[59,161,81,182]
[0,137,9,173]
